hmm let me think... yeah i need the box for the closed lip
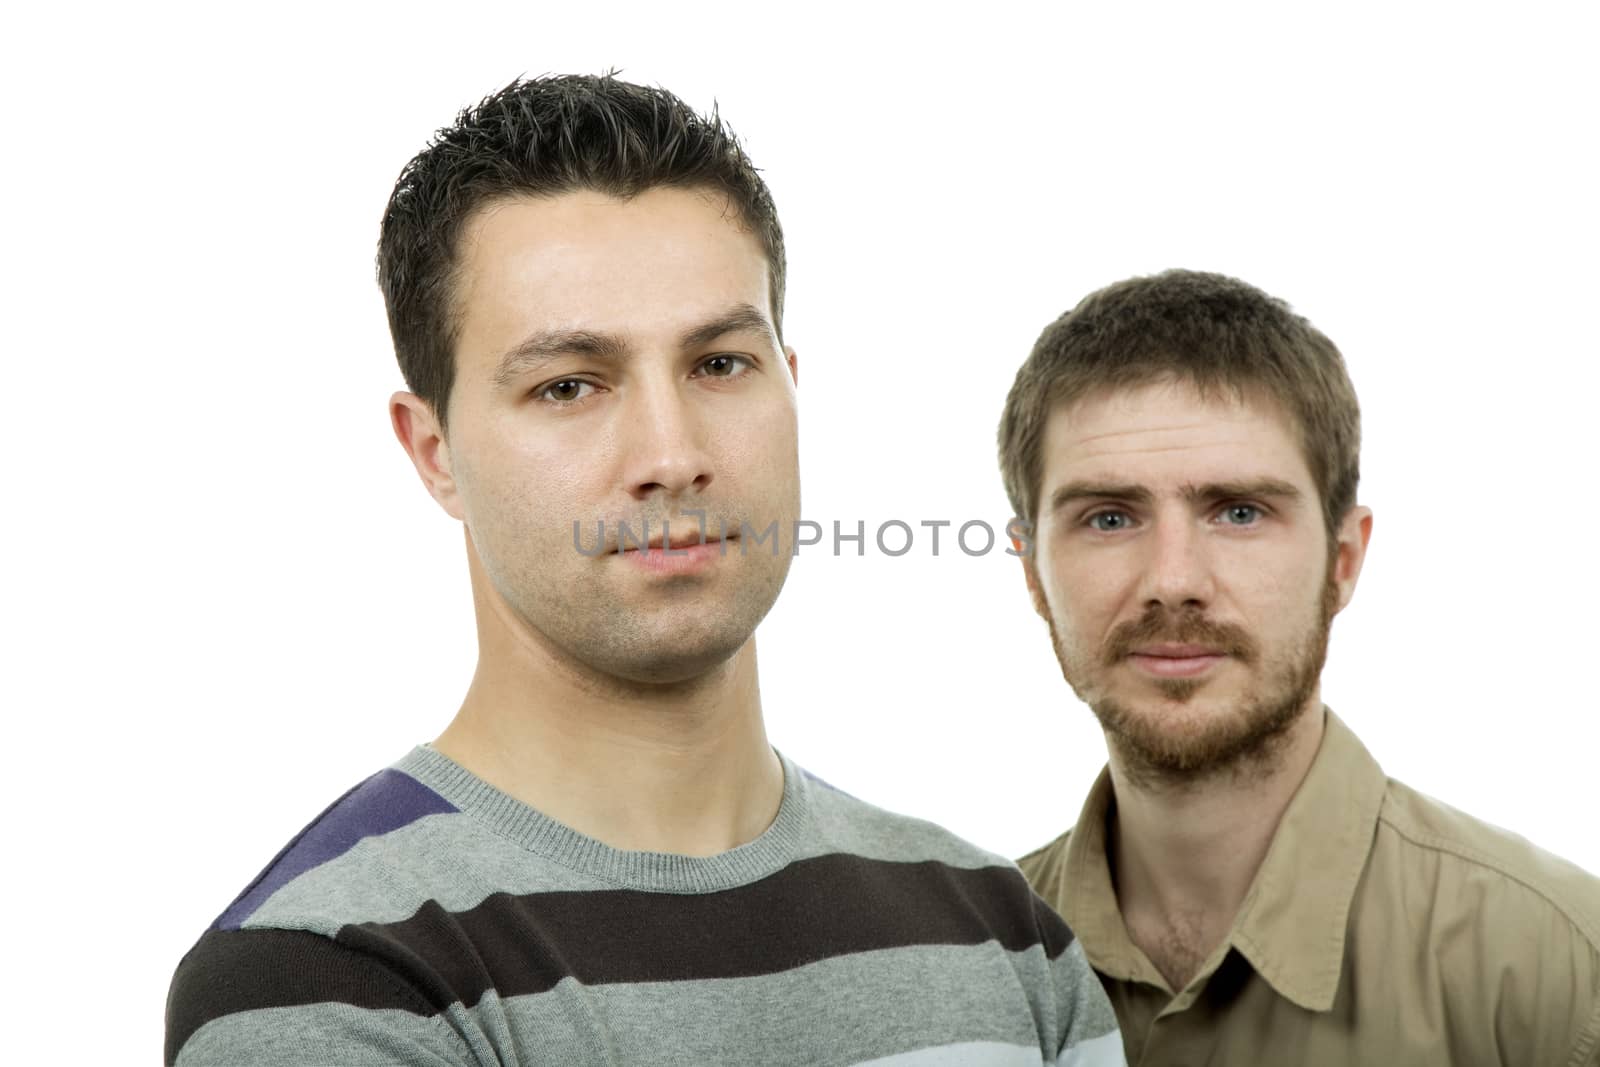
[633,533,736,550]
[1130,644,1223,658]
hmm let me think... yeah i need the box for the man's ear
[1331,505,1374,614]
[784,344,798,387]
[390,391,465,521]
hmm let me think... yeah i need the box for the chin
[1102,690,1232,737]
[593,610,760,685]
[1094,686,1311,784]
[605,638,750,685]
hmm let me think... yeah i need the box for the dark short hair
[377,74,786,432]
[998,270,1361,539]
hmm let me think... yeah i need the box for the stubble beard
[1051,563,1340,790]
[576,558,792,685]
[480,505,798,688]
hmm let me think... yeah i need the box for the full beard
[1052,565,1340,790]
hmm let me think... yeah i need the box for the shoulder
[1017,828,1075,877]
[793,764,1075,946]
[208,760,469,937]
[1375,777,1600,952]
[166,761,469,1062]
[209,752,616,937]
[796,763,1019,873]
[1370,777,1600,1061]
[1016,827,1075,904]
[166,755,556,1064]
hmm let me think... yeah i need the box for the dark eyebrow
[493,329,628,389]
[492,303,777,390]
[677,302,778,350]
[1046,478,1303,513]
[1047,483,1154,512]
[1183,479,1304,506]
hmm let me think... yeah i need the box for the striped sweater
[166,747,1123,1065]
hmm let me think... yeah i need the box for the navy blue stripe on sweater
[213,769,457,931]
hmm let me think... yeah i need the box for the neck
[1106,701,1326,989]
[434,547,783,858]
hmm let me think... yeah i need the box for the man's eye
[1088,511,1132,532]
[1221,504,1262,525]
[536,379,595,404]
[696,354,751,378]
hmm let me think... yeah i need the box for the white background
[4,2,1597,1061]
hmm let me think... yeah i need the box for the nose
[1138,510,1215,611]
[620,376,714,501]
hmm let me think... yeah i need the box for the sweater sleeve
[166,927,479,1067]
[1033,892,1125,1066]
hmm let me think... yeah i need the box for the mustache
[1102,607,1259,665]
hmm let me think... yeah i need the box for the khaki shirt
[1019,711,1600,1066]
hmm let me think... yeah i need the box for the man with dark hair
[164,75,1122,1066]
[1001,269,1600,1065]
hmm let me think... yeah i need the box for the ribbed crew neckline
[394,745,812,894]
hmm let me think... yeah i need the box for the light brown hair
[999,270,1361,538]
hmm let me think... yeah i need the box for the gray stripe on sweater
[247,758,1020,932]
[242,811,618,931]
[176,1005,470,1066]
[178,941,1119,1066]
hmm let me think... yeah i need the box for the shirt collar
[1061,708,1389,1012]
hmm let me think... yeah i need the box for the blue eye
[1221,504,1262,525]
[1088,511,1131,532]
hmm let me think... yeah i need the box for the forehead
[451,187,772,363]
[1041,380,1314,488]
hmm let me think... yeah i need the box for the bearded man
[1000,270,1600,1066]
